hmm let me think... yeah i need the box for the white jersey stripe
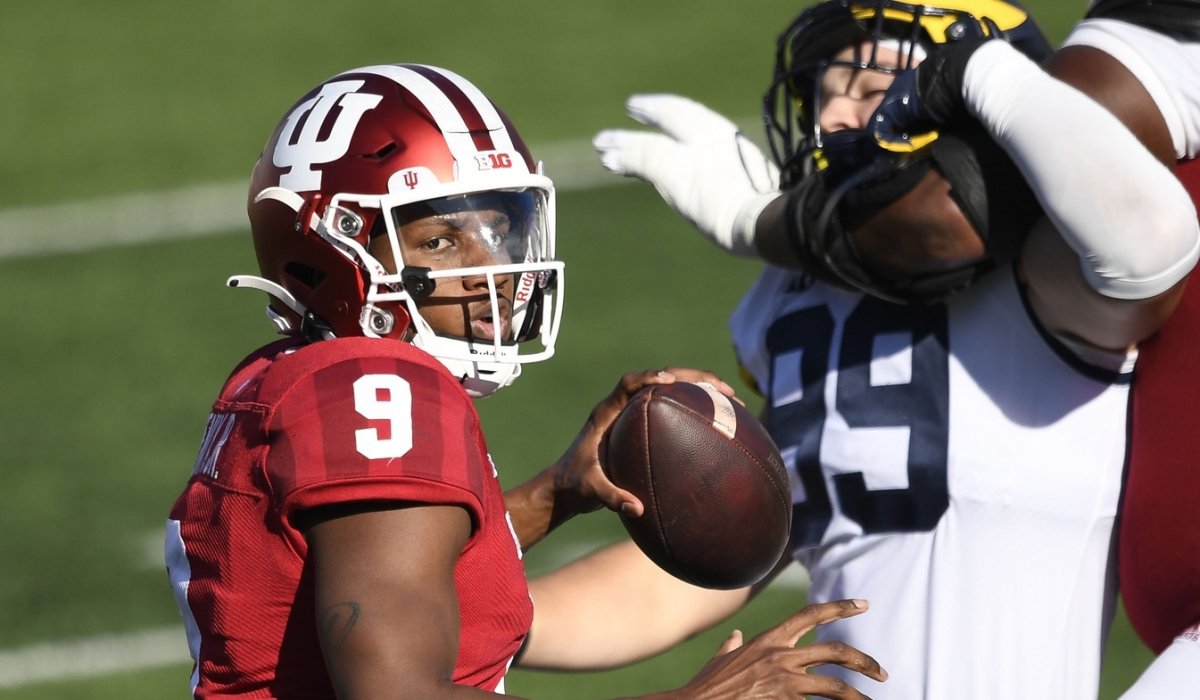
[164,519,202,695]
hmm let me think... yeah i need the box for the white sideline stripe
[0,571,809,690]
[0,626,189,689]
[0,118,765,260]
[2,533,806,690]
[0,138,623,260]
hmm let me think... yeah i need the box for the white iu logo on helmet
[272,80,383,191]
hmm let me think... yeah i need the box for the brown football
[604,381,791,589]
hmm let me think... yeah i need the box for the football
[603,381,791,589]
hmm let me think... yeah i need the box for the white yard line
[5,534,806,690]
[0,120,767,260]
[0,137,623,260]
[0,626,188,689]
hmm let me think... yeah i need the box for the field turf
[0,1,1154,697]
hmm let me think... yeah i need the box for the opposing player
[162,63,887,699]
[587,1,1200,697]
[765,1,1200,693]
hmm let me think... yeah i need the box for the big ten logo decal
[272,80,384,191]
[474,151,514,171]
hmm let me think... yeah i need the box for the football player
[583,0,1200,697]
[861,3,1200,695]
[163,63,887,699]
[676,0,1200,694]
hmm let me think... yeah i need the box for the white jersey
[731,265,1134,700]
[1065,18,1200,161]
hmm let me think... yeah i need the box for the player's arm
[502,368,736,551]
[1017,40,1182,351]
[522,540,885,698]
[520,540,755,670]
[865,38,1198,347]
[968,40,1198,350]
[591,93,1019,304]
[270,358,518,699]
[301,502,515,700]
[521,538,800,670]
[753,167,987,281]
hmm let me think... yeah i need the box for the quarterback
[163,63,886,699]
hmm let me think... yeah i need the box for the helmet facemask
[764,0,1049,186]
[320,184,563,398]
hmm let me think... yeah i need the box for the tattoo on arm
[320,601,362,658]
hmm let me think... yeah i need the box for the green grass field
[0,1,1155,697]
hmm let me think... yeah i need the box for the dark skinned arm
[304,502,514,699]
[1016,45,1187,351]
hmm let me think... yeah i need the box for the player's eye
[419,235,452,252]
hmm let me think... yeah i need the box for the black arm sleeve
[780,126,1042,305]
[928,124,1043,266]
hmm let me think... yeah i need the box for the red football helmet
[233,64,563,397]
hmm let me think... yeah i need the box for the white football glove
[593,94,781,258]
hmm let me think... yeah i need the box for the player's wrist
[918,37,990,123]
[502,470,558,550]
[725,191,780,258]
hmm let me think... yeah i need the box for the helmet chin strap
[458,361,522,399]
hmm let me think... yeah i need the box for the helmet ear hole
[283,262,325,291]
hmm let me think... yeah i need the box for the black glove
[869,38,991,152]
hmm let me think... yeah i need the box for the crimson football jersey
[165,336,532,697]
[1121,157,1200,653]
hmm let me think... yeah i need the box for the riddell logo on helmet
[515,271,536,303]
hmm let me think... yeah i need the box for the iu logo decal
[272,80,383,191]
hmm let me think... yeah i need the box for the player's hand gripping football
[504,368,737,551]
[869,38,991,152]
[594,94,780,257]
[669,599,887,699]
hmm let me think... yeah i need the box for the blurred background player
[767,0,1200,694]
[584,0,1200,697]
[163,63,887,699]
